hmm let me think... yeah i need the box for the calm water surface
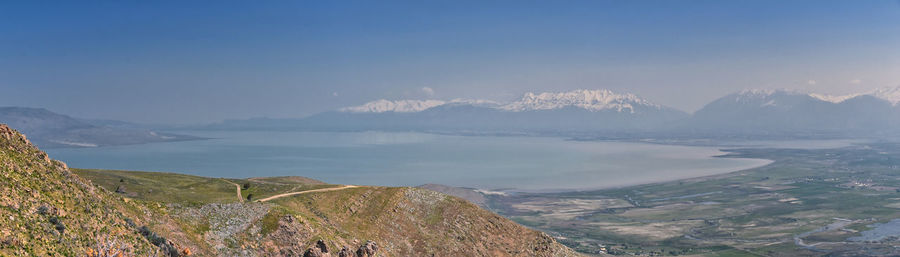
[46,131,776,191]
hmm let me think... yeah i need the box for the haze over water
[41,131,784,191]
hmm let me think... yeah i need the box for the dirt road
[255,185,359,202]
[221,178,243,202]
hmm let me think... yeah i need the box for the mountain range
[210,89,690,133]
[209,87,900,138]
[682,88,900,136]
[5,87,900,146]
[0,107,201,148]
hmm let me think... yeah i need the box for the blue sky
[1,1,899,123]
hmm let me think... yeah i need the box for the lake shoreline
[475,150,775,194]
[45,130,843,192]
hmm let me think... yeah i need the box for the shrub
[124,218,136,228]
[49,216,65,233]
[37,205,50,215]
[139,226,166,246]
[138,226,180,256]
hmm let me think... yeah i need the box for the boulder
[316,239,329,253]
[303,239,330,257]
[337,247,354,257]
[356,241,378,257]
[302,247,328,257]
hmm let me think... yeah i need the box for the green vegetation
[76,169,239,205]
[491,143,900,256]
[75,169,338,205]
[257,208,284,237]
[232,177,334,201]
[0,125,158,256]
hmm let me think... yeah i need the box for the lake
[45,131,778,191]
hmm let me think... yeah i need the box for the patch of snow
[738,88,778,96]
[873,87,900,105]
[446,98,501,107]
[736,87,900,106]
[734,89,784,103]
[734,89,868,105]
[808,93,860,104]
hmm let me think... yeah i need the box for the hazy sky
[2,1,899,123]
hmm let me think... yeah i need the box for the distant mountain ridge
[684,87,900,135]
[501,89,663,113]
[338,98,502,113]
[807,87,900,105]
[339,99,449,113]
[0,107,201,148]
[873,87,900,105]
[212,89,689,133]
[339,89,665,114]
[149,86,900,138]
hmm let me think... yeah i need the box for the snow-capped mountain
[718,89,823,107]
[212,87,900,137]
[339,89,667,114]
[499,89,661,113]
[804,87,900,105]
[289,89,688,133]
[686,88,900,135]
[706,87,900,108]
[338,98,502,113]
[872,87,900,105]
[339,99,447,113]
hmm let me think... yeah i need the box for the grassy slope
[76,168,583,256]
[0,125,159,256]
[74,169,337,205]
[272,186,580,256]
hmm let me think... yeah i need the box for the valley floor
[487,142,900,256]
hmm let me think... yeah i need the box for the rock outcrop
[337,247,354,257]
[305,240,378,257]
[302,240,330,257]
[355,241,378,257]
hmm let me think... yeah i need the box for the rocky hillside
[0,124,581,256]
[0,124,162,256]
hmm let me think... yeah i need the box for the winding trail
[221,178,243,202]
[255,185,359,202]
[247,177,288,185]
